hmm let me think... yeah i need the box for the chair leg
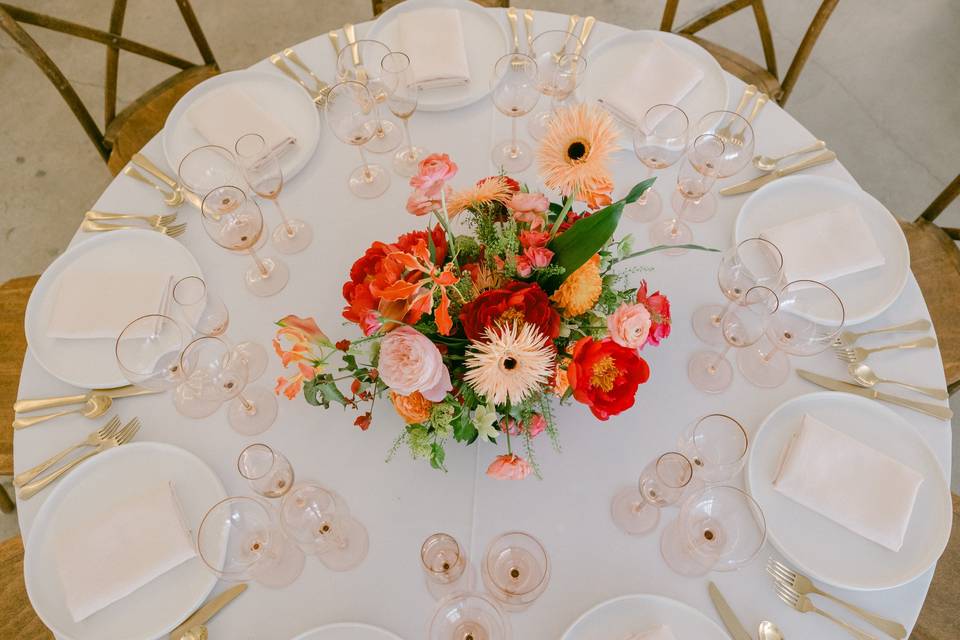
[0,483,14,513]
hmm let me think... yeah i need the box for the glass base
[271,218,313,254]
[245,257,289,297]
[737,345,791,388]
[317,516,369,571]
[227,385,278,435]
[611,486,660,535]
[526,109,553,141]
[659,518,713,577]
[349,162,390,198]
[688,350,733,394]
[649,218,693,255]
[624,189,662,223]
[691,304,725,345]
[234,341,268,382]
[672,190,717,223]
[250,531,306,588]
[425,564,475,601]
[491,138,533,173]
[364,119,402,153]
[393,145,426,177]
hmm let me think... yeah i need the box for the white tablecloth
[14,9,952,640]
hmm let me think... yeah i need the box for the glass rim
[380,50,411,73]
[779,278,846,334]
[115,313,186,376]
[177,144,237,191]
[639,103,689,138]
[172,275,206,307]
[654,451,695,489]
[736,236,785,271]
[237,442,277,481]
[483,530,549,596]
[493,51,537,71]
[420,532,461,574]
[197,495,275,577]
[234,132,267,159]
[178,334,231,376]
[530,28,584,49]
[691,413,749,464]
[679,485,767,568]
[741,285,780,315]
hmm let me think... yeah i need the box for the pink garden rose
[515,255,533,277]
[510,192,549,230]
[410,153,458,197]
[378,326,452,401]
[524,246,554,268]
[607,302,653,349]
[486,454,532,480]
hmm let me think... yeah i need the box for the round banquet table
[14,8,953,640]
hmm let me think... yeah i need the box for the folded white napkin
[55,482,196,622]
[627,625,677,640]
[773,414,923,552]
[599,39,704,128]
[186,87,295,150]
[397,8,471,89]
[46,270,171,340]
[760,205,885,284]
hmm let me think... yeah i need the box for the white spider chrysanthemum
[463,322,555,405]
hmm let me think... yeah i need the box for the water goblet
[279,482,369,571]
[238,443,294,499]
[380,51,425,177]
[115,313,190,391]
[481,531,549,611]
[429,593,511,640]
[200,186,289,296]
[692,237,784,345]
[177,144,240,197]
[697,110,755,178]
[660,486,766,577]
[677,414,750,484]
[235,132,313,254]
[624,104,689,223]
[197,496,305,588]
[527,29,584,139]
[336,39,402,153]
[688,285,779,394]
[737,279,845,388]
[611,452,698,535]
[421,532,471,600]
[489,53,540,172]
[325,80,391,198]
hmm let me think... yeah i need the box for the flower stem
[548,192,575,239]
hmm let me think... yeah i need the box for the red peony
[566,337,650,420]
[342,226,447,335]
[458,281,560,342]
[636,280,671,347]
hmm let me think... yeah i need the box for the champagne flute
[235,133,313,254]
[490,53,540,172]
[527,29,584,140]
[238,443,294,499]
[200,185,289,296]
[325,80,391,198]
[625,104,690,222]
[421,532,471,600]
[336,39,402,154]
[380,51,425,177]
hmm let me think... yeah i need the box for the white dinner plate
[746,392,952,591]
[290,622,405,640]
[162,70,321,181]
[561,593,730,640]
[582,30,729,142]
[734,175,910,326]
[366,0,508,111]
[24,230,202,388]
[24,442,227,640]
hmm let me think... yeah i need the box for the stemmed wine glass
[197,496,305,588]
[200,186,289,296]
[650,133,724,254]
[421,532,471,600]
[380,51,425,177]
[688,285,779,394]
[526,29,583,140]
[325,81,391,198]
[737,280,845,388]
[235,133,313,254]
[692,237,784,345]
[177,144,241,196]
[697,110,756,179]
[660,486,766,577]
[238,443,294,499]
[429,593,511,640]
[625,104,689,222]
[490,53,540,172]
[677,414,750,484]
[611,452,698,535]
[481,531,549,611]
[336,39,402,154]
[279,482,369,571]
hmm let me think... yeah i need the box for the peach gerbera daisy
[464,322,555,405]
[538,104,620,209]
[551,254,602,317]
[447,175,515,216]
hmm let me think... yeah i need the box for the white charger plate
[582,30,729,142]
[366,0,508,111]
[24,230,202,388]
[290,623,404,640]
[734,175,910,326]
[24,442,227,640]
[562,593,729,640]
[746,392,952,591]
[162,70,321,181]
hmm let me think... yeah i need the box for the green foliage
[303,374,350,408]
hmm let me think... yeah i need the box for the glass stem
[761,343,779,363]
[712,300,734,326]
[401,118,414,157]
[358,146,374,182]
[238,393,257,415]
[510,117,519,157]
[274,198,295,236]
[709,344,733,372]
[248,247,270,277]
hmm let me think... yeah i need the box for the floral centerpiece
[273,105,702,480]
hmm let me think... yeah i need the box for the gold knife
[131,153,204,210]
[168,584,247,640]
[720,150,837,196]
[796,370,953,420]
[523,9,534,53]
[14,386,158,414]
[708,582,752,640]
[575,16,595,55]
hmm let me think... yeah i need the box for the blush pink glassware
[279,482,369,571]
[677,414,750,484]
[481,531,549,611]
[324,80,391,198]
[625,104,689,223]
[380,51,425,178]
[611,451,698,535]
[490,53,540,173]
[421,532,472,600]
[696,110,756,178]
[429,592,512,640]
[238,443,294,499]
[335,39,403,154]
[526,30,583,140]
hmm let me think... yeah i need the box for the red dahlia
[458,281,560,342]
[566,337,650,420]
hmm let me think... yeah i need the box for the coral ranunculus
[458,281,561,342]
[567,337,650,420]
[389,391,433,424]
[486,454,532,480]
[636,280,672,347]
[607,302,652,349]
[410,153,458,197]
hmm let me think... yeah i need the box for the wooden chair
[0,536,51,639]
[912,493,960,639]
[0,0,219,176]
[660,0,840,106]
[898,175,960,395]
[372,0,507,17]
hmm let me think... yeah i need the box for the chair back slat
[104,0,128,125]
[920,175,960,224]
[779,0,839,104]
[175,0,216,66]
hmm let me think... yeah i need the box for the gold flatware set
[269,47,331,105]
[126,152,204,210]
[13,385,159,429]
[507,9,595,56]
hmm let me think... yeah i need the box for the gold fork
[283,47,330,101]
[832,336,938,364]
[774,581,877,640]
[13,416,122,487]
[85,211,177,228]
[18,418,141,499]
[81,219,187,238]
[767,559,906,639]
[715,84,756,141]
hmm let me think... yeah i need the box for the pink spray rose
[486,454,532,480]
[524,246,554,268]
[410,153,458,197]
[504,414,547,438]
[510,192,549,230]
[607,302,653,350]
[519,229,551,249]
[378,326,452,401]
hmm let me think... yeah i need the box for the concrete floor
[1,0,958,533]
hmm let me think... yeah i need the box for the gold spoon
[758,620,784,640]
[13,395,113,429]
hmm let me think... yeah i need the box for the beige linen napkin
[397,8,471,89]
[55,482,196,622]
[773,414,923,552]
[46,270,171,340]
[627,625,677,640]
[186,87,295,149]
[760,205,885,284]
[599,39,704,128]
